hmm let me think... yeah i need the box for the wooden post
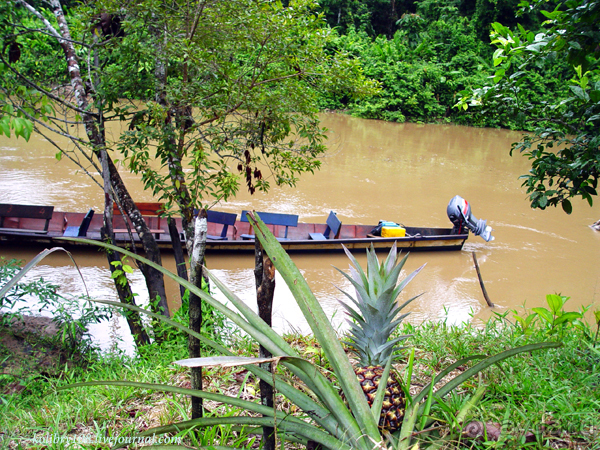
[255,238,275,450]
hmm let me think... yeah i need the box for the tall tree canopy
[458,0,600,215]
[93,0,375,225]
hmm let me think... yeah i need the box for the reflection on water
[2,113,600,352]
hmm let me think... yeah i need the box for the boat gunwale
[0,208,468,253]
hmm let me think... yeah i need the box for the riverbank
[0,313,598,449]
[0,315,92,394]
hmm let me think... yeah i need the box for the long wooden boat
[0,204,469,253]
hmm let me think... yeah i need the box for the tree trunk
[168,217,188,300]
[102,229,151,347]
[188,209,207,420]
[149,10,206,418]
[100,148,150,347]
[46,0,169,319]
[107,156,169,317]
[254,239,275,450]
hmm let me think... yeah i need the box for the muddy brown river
[1,113,599,351]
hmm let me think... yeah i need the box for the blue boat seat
[240,210,298,241]
[309,211,342,240]
[206,210,237,240]
[63,209,95,237]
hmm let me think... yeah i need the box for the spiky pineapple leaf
[335,244,424,366]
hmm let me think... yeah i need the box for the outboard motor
[447,195,494,242]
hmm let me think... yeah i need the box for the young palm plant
[3,212,560,449]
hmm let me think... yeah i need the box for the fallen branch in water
[472,252,494,308]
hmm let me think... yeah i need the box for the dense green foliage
[1,0,574,131]
[320,19,492,123]
[459,0,600,213]
[317,0,543,41]
[0,3,67,85]
[314,0,571,128]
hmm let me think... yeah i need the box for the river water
[1,113,599,351]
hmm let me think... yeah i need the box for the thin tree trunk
[107,157,169,317]
[168,217,188,299]
[46,0,169,319]
[103,229,151,347]
[100,148,150,347]
[150,10,206,418]
[254,239,275,450]
[188,209,207,420]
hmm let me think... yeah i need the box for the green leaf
[13,117,23,137]
[0,119,10,138]
[546,294,564,315]
[492,48,504,61]
[562,199,572,214]
[532,307,553,324]
[419,373,435,430]
[22,118,33,141]
[569,85,588,101]
[589,90,600,103]
[554,312,582,326]
[0,247,89,299]
[493,68,505,83]
[540,9,560,20]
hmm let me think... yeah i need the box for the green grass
[0,310,599,449]
[401,313,600,449]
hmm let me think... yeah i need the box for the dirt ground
[0,315,77,395]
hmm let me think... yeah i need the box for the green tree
[1,0,375,420]
[457,0,600,216]
[0,0,166,347]
[325,5,492,123]
[90,0,375,420]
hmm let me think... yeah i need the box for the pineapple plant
[336,243,425,431]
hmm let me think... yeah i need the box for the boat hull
[0,210,468,253]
